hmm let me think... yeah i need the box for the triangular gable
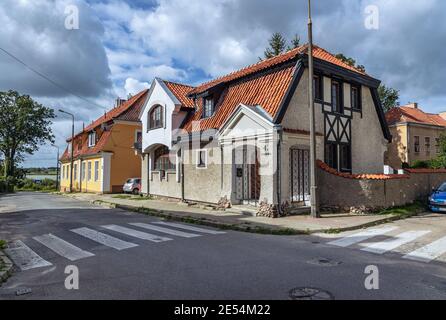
[219,104,274,140]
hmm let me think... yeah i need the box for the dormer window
[203,97,214,119]
[149,105,163,130]
[88,131,96,147]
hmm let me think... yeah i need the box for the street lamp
[59,109,74,193]
[307,0,320,218]
[51,144,60,191]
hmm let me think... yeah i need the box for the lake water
[26,174,58,181]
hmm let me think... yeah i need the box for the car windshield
[126,179,133,184]
[438,183,446,192]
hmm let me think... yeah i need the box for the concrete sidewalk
[56,193,416,234]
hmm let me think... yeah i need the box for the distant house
[138,44,390,214]
[60,90,148,193]
[385,103,446,169]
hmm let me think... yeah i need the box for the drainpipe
[276,127,283,216]
[181,148,185,202]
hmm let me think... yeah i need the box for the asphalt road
[1,192,446,300]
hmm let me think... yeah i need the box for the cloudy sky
[1,0,445,167]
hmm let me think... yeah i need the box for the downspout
[276,127,283,216]
[181,148,185,202]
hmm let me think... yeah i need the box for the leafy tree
[0,90,55,178]
[264,32,287,59]
[335,53,366,72]
[428,133,446,169]
[378,84,400,113]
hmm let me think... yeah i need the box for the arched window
[149,105,163,130]
[154,146,176,171]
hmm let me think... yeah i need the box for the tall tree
[378,84,400,113]
[0,90,55,177]
[264,32,287,59]
[288,34,301,50]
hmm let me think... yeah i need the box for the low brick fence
[317,161,446,212]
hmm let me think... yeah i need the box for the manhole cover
[289,287,334,300]
[307,258,342,267]
[16,288,32,296]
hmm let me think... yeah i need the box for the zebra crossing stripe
[152,221,226,235]
[403,236,446,263]
[361,230,431,254]
[101,225,172,243]
[33,234,94,261]
[328,226,399,248]
[4,240,52,271]
[71,227,138,250]
[129,223,201,238]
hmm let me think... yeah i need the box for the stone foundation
[257,201,279,218]
[217,196,232,209]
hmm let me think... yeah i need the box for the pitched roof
[72,89,148,140]
[168,44,370,133]
[60,130,112,162]
[386,105,446,127]
[163,80,196,108]
[182,64,296,132]
[189,44,366,96]
[61,89,148,161]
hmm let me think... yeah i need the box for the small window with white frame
[203,97,214,118]
[196,149,207,169]
[88,131,96,147]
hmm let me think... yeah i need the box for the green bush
[411,160,430,169]
[428,156,446,169]
[15,178,57,192]
[0,176,15,193]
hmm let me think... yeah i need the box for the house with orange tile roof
[60,89,148,193]
[138,44,391,215]
[385,103,446,169]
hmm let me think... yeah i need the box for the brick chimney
[406,102,418,109]
[115,97,126,108]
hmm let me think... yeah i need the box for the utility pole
[308,0,320,218]
[51,144,60,191]
[59,109,75,193]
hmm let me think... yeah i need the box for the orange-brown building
[60,90,148,193]
[385,103,446,169]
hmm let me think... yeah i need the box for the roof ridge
[191,45,306,93]
[110,88,148,118]
[162,79,195,88]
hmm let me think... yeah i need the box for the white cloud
[124,78,150,96]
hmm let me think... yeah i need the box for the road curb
[0,249,13,285]
[89,198,420,235]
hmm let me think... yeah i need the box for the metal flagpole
[308,0,320,218]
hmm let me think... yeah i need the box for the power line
[0,46,106,110]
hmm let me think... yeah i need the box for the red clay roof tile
[386,105,446,127]
[317,160,410,180]
[163,80,196,108]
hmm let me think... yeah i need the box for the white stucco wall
[140,79,187,152]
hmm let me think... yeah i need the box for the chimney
[406,102,418,109]
[115,97,126,108]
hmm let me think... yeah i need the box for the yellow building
[60,90,148,193]
[385,103,446,169]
